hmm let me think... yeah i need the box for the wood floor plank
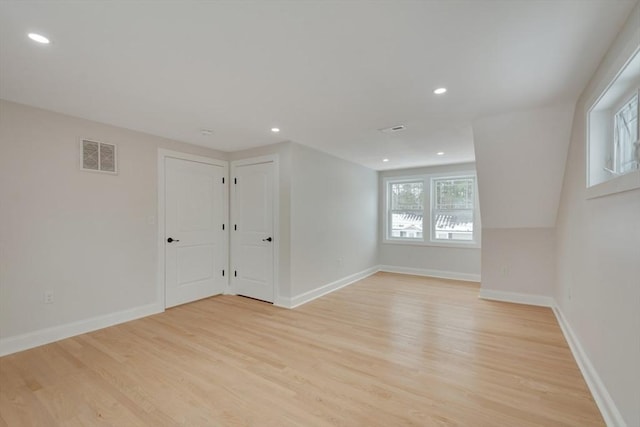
[0,272,603,426]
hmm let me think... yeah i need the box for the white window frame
[430,175,477,244]
[385,176,425,243]
[586,45,640,198]
[611,89,639,175]
[383,171,480,249]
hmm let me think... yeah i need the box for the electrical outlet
[43,291,54,304]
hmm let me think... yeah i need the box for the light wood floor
[0,272,603,426]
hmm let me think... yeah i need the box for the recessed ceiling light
[271,127,280,133]
[437,151,445,156]
[28,33,50,44]
[434,88,447,95]
[200,129,214,136]
[382,158,390,162]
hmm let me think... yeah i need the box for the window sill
[587,169,640,199]
[382,239,481,249]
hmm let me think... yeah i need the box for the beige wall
[0,100,226,345]
[555,3,640,425]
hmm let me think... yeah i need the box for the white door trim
[229,154,279,302]
[157,149,229,309]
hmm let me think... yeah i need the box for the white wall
[290,143,378,298]
[555,3,640,426]
[378,163,481,280]
[0,102,378,349]
[231,142,378,305]
[0,100,226,349]
[480,228,555,299]
[472,104,574,298]
[473,104,575,229]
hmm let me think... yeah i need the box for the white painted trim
[478,289,554,307]
[586,169,640,200]
[476,290,626,426]
[273,296,293,308]
[230,154,280,303]
[0,303,162,357]
[379,265,480,283]
[231,154,278,168]
[158,149,228,167]
[381,171,481,249]
[276,266,379,309]
[586,44,640,191]
[157,149,229,309]
[552,304,627,427]
[275,266,482,309]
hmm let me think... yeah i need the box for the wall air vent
[379,124,406,133]
[81,139,117,174]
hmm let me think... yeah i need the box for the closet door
[231,159,275,303]
[165,157,227,308]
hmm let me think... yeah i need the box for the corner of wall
[480,228,556,299]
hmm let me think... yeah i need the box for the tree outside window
[389,182,424,239]
[432,177,475,241]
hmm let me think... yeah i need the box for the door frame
[157,149,229,309]
[229,154,280,302]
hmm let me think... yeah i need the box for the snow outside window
[431,177,475,242]
[388,181,424,240]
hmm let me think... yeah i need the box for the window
[587,47,639,193]
[384,173,479,246]
[388,181,424,240]
[432,177,475,241]
[613,93,638,175]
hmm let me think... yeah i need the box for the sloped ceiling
[473,104,576,229]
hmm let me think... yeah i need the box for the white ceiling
[0,1,636,170]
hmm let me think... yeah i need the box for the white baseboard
[273,296,293,308]
[552,304,626,427]
[0,274,624,426]
[0,302,163,357]
[477,291,625,425]
[275,265,481,309]
[378,265,481,283]
[277,266,379,309]
[478,289,555,307]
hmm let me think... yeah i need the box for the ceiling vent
[379,124,406,133]
[81,139,117,174]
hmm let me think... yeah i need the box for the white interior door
[165,157,227,308]
[231,160,275,303]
